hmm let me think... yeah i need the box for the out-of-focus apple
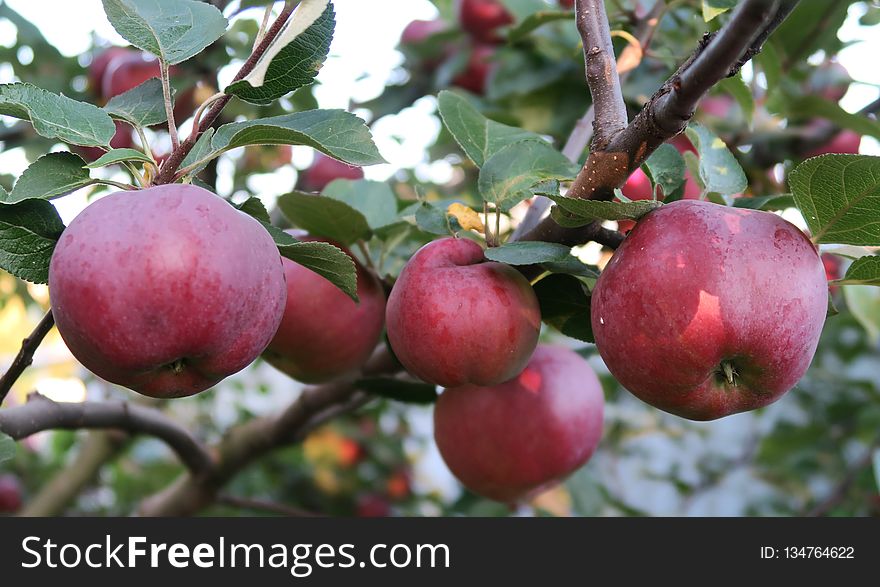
[451,44,495,95]
[299,153,364,192]
[458,0,513,44]
[0,474,23,513]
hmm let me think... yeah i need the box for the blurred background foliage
[1,0,879,517]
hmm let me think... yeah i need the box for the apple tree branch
[519,0,795,253]
[0,392,214,475]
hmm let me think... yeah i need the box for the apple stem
[160,60,180,151]
[483,202,495,247]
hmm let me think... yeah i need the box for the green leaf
[277,239,358,302]
[642,144,685,198]
[479,140,579,209]
[0,199,66,283]
[355,377,438,405]
[717,75,753,127]
[685,123,748,196]
[843,283,880,344]
[732,194,795,211]
[414,201,457,236]
[0,432,15,465]
[104,78,170,127]
[507,10,571,43]
[540,254,599,279]
[836,255,880,286]
[484,241,570,265]
[226,1,334,105]
[0,83,116,147]
[85,148,154,169]
[101,0,228,65]
[178,128,215,176]
[702,0,737,21]
[5,153,93,203]
[277,192,371,246]
[322,179,398,230]
[211,109,384,166]
[437,90,546,167]
[784,95,880,140]
[233,196,271,224]
[547,194,661,226]
[533,274,593,343]
[789,155,880,246]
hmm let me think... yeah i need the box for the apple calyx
[716,360,739,387]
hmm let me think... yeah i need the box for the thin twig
[0,311,55,406]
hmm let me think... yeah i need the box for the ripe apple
[400,19,447,45]
[299,153,364,192]
[434,344,605,503]
[807,60,851,103]
[616,167,701,232]
[88,47,134,97]
[804,129,861,158]
[0,474,23,513]
[591,199,828,420]
[559,0,575,8]
[386,237,541,387]
[101,51,162,100]
[76,120,134,163]
[451,44,495,95]
[49,183,287,398]
[263,235,386,383]
[458,0,514,44]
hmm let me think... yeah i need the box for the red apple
[76,120,134,163]
[434,344,605,503]
[591,200,828,420]
[48,184,287,399]
[451,44,495,95]
[807,60,851,103]
[299,153,364,192]
[386,237,541,387]
[559,0,575,8]
[401,19,447,45]
[616,166,701,233]
[263,235,386,383]
[88,47,135,97]
[356,494,391,517]
[699,95,735,119]
[101,51,162,100]
[617,169,654,233]
[0,474,23,513]
[804,129,861,158]
[822,253,843,295]
[458,0,514,44]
